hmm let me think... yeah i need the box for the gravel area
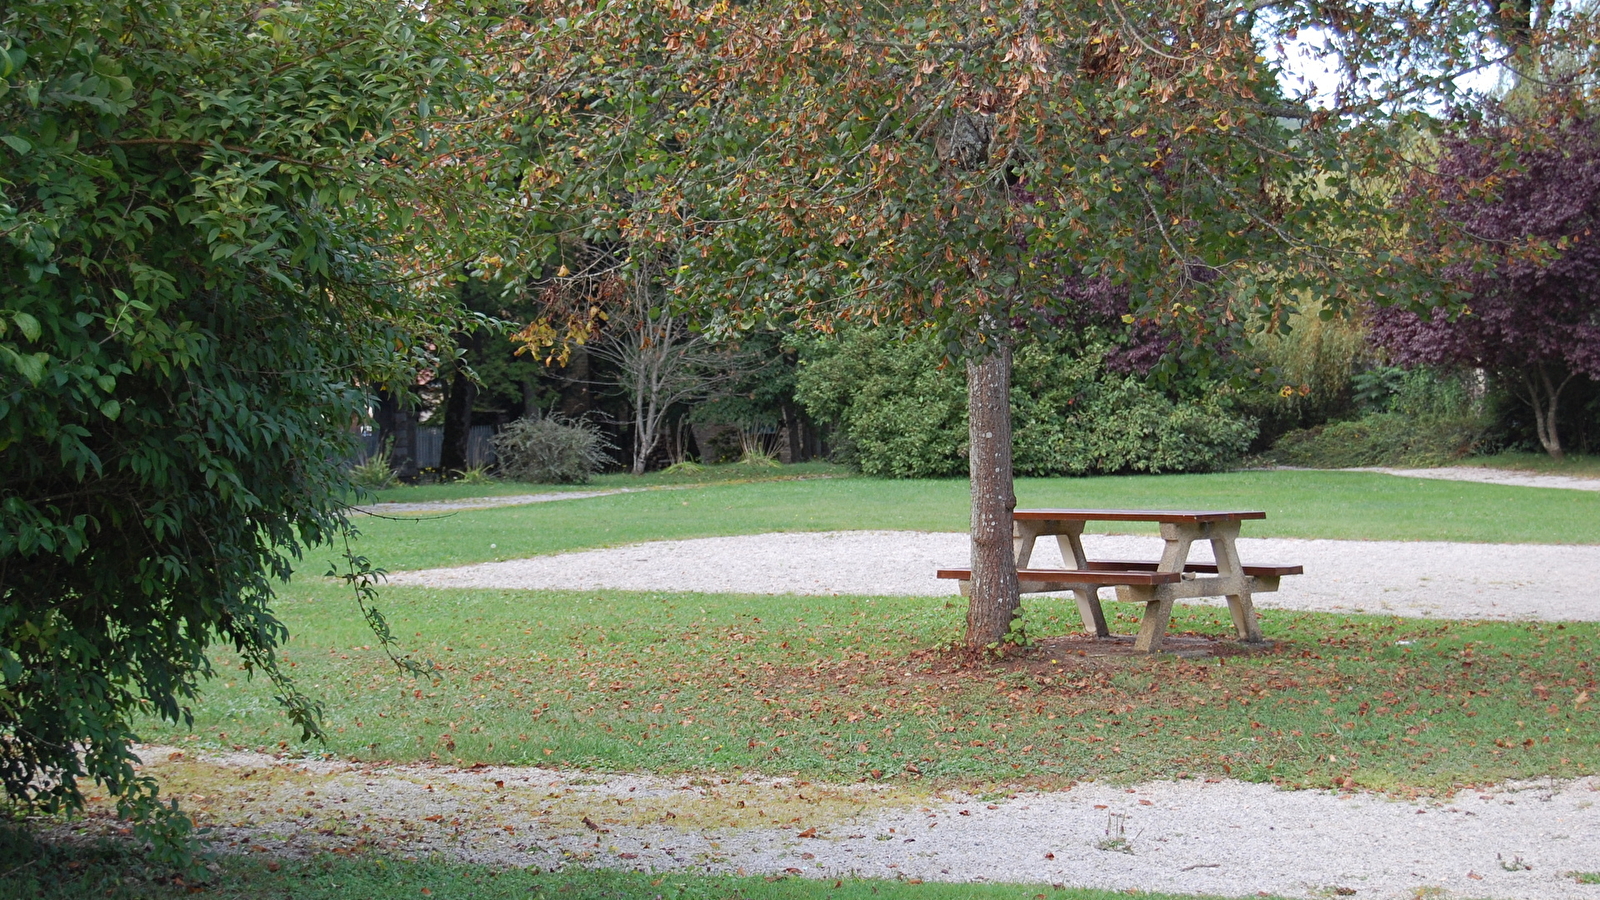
[105,748,1600,900]
[354,488,637,515]
[1354,466,1600,492]
[388,530,1600,623]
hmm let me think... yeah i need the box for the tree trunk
[521,378,539,419]
[781,399,804,464]
[440,327,484,474]
[559,345,591,418]
[375,387,420,482]
[631,400,656,476]
[1525,366,1574,461]
[438,367,478,474]
[964,338,1022,651]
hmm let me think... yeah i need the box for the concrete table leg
[1129,522,1201,653]
[1054,522,1108,637]
[1012,521,1042,567]
[1133,593,1175,653]
[1208,521,1262,642]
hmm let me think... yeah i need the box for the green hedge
[1267,412,1487,468]
[795,331,1256,478]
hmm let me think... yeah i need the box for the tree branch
[103,138,330,170]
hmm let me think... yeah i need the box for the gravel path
[354,488,637,515]
[389,530,1600,623]
[114,748,1600,900]
[1353,466,1600,492]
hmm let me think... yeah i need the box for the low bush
[347,447,398,491]
[1266,367,1489,468]
[491,414,614,484]
[1011,344,1257,476]
[795,330,1256,478]
[1267,412,1487,468]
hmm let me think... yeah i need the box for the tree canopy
[1371,100,1600,459]
[511,0,1574,647]
[0,0,497,841]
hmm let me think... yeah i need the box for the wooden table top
[1013,508,1267,524]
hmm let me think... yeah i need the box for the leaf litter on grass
[145,588,1600,797]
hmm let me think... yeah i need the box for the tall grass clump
[347,446,398,490]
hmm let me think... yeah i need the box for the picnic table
[938,509,1301,653]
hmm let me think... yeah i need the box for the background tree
[0,0,503,841]
[516,0,1557,649]
[1370,101,1600,460]
[695,330,817,464]
[589,258,750,475]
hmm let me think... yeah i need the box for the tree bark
[1524,365,1574,461]
[438,365,478,475]
[964,338,1022,650]
[439,326,485,474]
[631,390,659,476]
[781,398,804,464]
[558,345,592,418]
[375,387,419,482]
[521,377,539,418]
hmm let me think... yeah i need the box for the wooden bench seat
[936,567,1182,586]
[1081,559,1304,578]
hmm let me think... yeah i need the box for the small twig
[346,509,458,521]
[0,858,43,879]
[105,138,330,170]
[1182,863,1221,870]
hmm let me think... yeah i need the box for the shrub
[348,447,399,491]
[1266,367,1488,467]
[492,414,614,484]
[1267,413,1487,467]
[452,464,497,485]
[795,330,1256,478]
[795,329,967,477]
[1236,300,1375,445]
[1010,343,1256,475]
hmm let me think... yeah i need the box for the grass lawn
[5,829,1291,900]
[104,466,1600,896]
[143,582,1599,794]
[339,468,1600,573]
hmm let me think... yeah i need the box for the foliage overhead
[0,0,501,840]
[1370,99,1600,457]
[504,0,1592,359]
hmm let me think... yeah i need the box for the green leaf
[0,134,30,155]
[12,313,40,342]
[3,348,48,385]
